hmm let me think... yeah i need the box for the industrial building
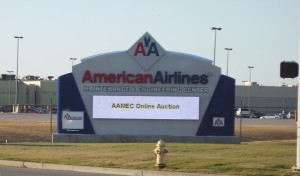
[0,74,57,112]
[235,82,297,114]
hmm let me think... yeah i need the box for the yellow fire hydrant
[153,139,168,169]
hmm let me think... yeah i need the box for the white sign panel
[62,111,84,129]
[93,96,199,120]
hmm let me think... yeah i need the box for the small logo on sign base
[213,117,225,127]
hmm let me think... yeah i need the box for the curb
[43,163,74,171]
[23,162,43,169]
[74,166,142,175]
[0,160,23,167]
[0,160,234,176]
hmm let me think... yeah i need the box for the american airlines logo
[63,113,83,120]
[134,35,159,56]
[128,32,166,71]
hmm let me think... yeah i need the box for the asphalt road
[0,166,124,176]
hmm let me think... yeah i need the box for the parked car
[26,107,48,114]
[278,112,287,119]
[0,105,13,112]
[34,107,48,114]
[236,108,259,118]
[26,108,38,114]
[49,107,57,114]
[236,108,251,118]
[260,113,282,119]
[287,111,295,119]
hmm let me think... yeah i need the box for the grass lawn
[0,118,298,175]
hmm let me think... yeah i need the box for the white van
[236,108,251,118]
[287,111,295,119]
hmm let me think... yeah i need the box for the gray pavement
[0,160,235,176]
[0,166,120,176]
[235,117,296,126]
[0,113,56,121]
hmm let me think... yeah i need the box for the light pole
[211,27,222,65]
[70,58,77,68]
[7,71,14,106]
[282,82,285,114]
[240,80,247,139]
[242,80,247,107]
[248,66,254,108]
[225,48,232,76]
[293,34,300,172]
[14,36,23,112]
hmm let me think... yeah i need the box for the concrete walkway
[0,159,235,176]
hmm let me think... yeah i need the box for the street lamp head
[211,27,222,30]
[248,66,254,69]
[225,48,233,51]
[14,36,23,39]
[70,58,77,61]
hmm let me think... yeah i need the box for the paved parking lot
[235,117,296,126]
[0,113,56,122]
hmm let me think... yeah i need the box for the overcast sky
[0,0,299,86]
